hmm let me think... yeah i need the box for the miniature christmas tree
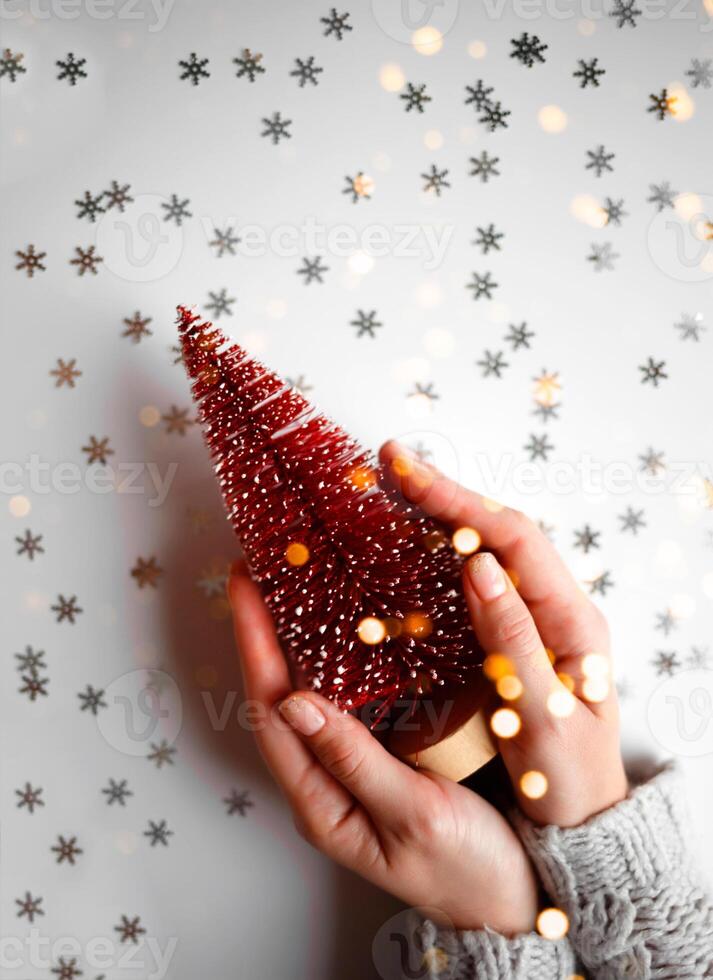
[177,306,483,714]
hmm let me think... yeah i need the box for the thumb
[278,691,420,825]
[463,552,565,728]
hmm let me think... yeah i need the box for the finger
[379,440,608,661]
[463,552,570,728]
[228,565,357,826]
[278,690,423,827]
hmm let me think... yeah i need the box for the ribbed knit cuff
[514,763,713,977]
[416,917,577,979]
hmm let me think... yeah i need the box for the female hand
[227,562,538,935]
[380,441,628,828]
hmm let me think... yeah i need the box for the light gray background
[2,0,713,977]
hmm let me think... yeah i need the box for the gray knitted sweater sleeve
[416,918,578,979]
[514,762,713,979]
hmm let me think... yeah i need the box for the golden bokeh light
[379,63,405,92]
[286,542,310,567]
[570,194,608,229]
[412,26,443,55]
[452,526,482,555]
[347,251,374,275]
[582,652,609,677]
[424,129,444,150]
[547,686,576,718]
[481,496,505,513]
[9,495,31,518]
[538,105,568,133]
[668,82,694,121]
[557,671,575,693]
[353,173,375,198]
[537,908,569,940]
[674,191,702,220]
[497,674,523,700]
[533,370,562,406]
[403,610,433,638]
[139,405,161,427]
[358,617,386,645]
[391,455,414,478]
[582,676,610,703]
[467,40,487,58]
[483,652,515,681]
[384,616,403,638]
[520,770,548,799]
[349,465,377,491]
[505,567,520,589]
[577,18,596,34]
[491,707,521,738]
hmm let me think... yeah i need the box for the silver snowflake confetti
[477,350,509,378]
[647,88,676,120]
[115,915,146,944]
[524,433,554,461]
[685,58,712,89]
[209,227,241,256]
[586,145,615,177]
[510,33,548,68]
[16,529,44,560]
[261,111,292,144]
[421,165,450,196]
[103,180,133,211]
[469,151,500,182]
[674,312,706,342]
[610,0,642,27]
[102,778,133,806]
[619,506,646,534]
[474,223,504,254]
[52,959,82,980]
[467,271,498,300]
[603,197,627,226]
[639,356,668,386]
[205,288,236,318]
[78,684,107,715]
[320,8,352,40]
[351,310,382,338]
[505,322,534,350]
[587,570,615,596]
[639,446,666,475]
[574,58,606,88]
[16,892,44,922]
[19,673,49,700]
[655,609,677,636]
[16,782,44,812]
[587,241,619,272]
[147,739,176,768]
[70,245,103,276]
[400,82,431,113]
[144,819,174,846]
[179,52,210,85]
[51,835,83,865]
[56,52,87,86]
[464,80,494,111]
[52,594,83,623]
[290,56,323,87]
[479,101,511,131]
[574,524,601,552]
[161,193,192,225]
[297,256,329,284]
[15,646,47,673]
[1,48,26,82]
[233,48,265,82]
[75,190,105,222]
[652,650,681,676]
[342,172,372,202]
[16,244,46,277]
[224,789,255,816]
[647,181,677,211]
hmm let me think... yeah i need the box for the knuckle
[492,605,538,651]
[292,811,321,848]
[319,736,365,785]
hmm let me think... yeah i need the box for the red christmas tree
[177,306,482,713]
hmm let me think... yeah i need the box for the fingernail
[279,695,326,736]
[468,552,507,601]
